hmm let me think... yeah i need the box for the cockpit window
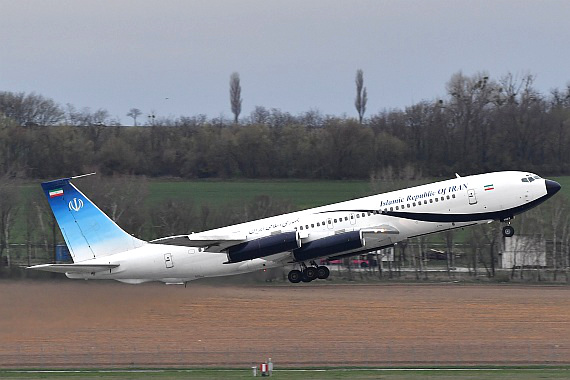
[522,174,540,182]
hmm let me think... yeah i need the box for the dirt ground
[0,280,568,368]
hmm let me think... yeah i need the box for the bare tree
[355,69,368,124]
[442,230,455,277]
[80,175,149,237]
[0,91,64,126]
[127,108,142,126]
[0,176,20,267]
[230,72,242,123]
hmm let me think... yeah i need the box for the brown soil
[0,281,568,368]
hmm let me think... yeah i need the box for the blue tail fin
[41,177,145,262]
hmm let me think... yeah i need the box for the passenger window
[452,194,455,198]
[435,198,438,202]
[356,214,360,218]
[328,220,332,224]
[300,226,303,230]
[446,195,450,199]
[424,200,427,204]
[334,219,337,223]
[430,199,433,203]
[316,222,320,227]
[441,197,444,201]
[413,202,416,206]
[344,217,348,221]
[395,206,399,210]
[390,207,393,211]
[305,225,309,229]
[362,213,365,217]
[311,224,314,228]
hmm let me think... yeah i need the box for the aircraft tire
[303,267,318,281]
[288,270,302,283]
[502,225,515,237]
[317,266,330,279]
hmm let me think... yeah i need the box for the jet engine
[293,231,363,262]
[226,231,300,263]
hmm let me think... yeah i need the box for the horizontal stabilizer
[27,263,119,274]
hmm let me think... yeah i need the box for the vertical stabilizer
[41,177,145,262]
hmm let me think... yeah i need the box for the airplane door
[349,213,356,225]
[326,218,334,230]
[467,189,477,205]
[164,253,174,268]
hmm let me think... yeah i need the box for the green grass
[1,367,568,379]
[146,179,372,210]
[553,176,570,201]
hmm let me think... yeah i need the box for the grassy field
[1,367,569,379]
[146,179,374,209]
[144,175,570,207]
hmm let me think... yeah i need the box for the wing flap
[361,224,400,235]
[150,235,197,246]
[27,263,119,274]
[150,233,247,252]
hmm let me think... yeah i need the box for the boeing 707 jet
[29,171,561,284]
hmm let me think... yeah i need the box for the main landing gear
[288,261,330,284]
[501,217,515,238]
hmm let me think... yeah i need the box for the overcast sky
[1,0,569,123]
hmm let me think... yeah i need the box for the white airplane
[29,171,561,284]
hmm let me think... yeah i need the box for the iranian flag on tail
[484,184,494,191]
[49,188,64,198]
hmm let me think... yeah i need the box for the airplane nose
[545,179,561,196]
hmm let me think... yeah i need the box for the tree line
[1,71,570,180]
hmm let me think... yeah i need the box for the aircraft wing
[151,233,248,252]
[361,224,400,236]
[27,263,119,274]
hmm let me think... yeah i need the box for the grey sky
[1,0,569,123]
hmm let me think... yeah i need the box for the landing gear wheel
[502,225,515,237]
[288,269,302,283]
[317,266,330,280]
[303,267,318,281]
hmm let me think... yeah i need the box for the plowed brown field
[0,281,568,368]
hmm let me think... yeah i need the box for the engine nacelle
[293,231,363,262]
[227,231,300,263]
